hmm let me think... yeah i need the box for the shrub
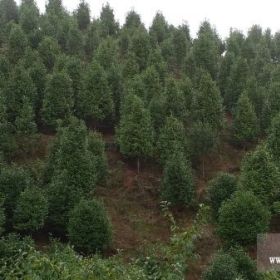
[68,199,112,254]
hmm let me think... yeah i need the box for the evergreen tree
[117,94,154,172]
[4,65,36,121]
[42,71,73,128]
[130,28,151,71]
[189,121,217,177]
[0,166,30,227]
[75,0,90,31]
[267,113,280,164]
[218,191,271,245]
[8,24,28,63]
[0,96,16,160]
[66,23,83,56]
[38,36,60,70]
[19,0,40,34]
[78,61,114,123]
[0,0,18,26]
[99,3,119,37]
[239,145,280,206]
[224,56,249,110]
[193,21,221,79]
[46,117,96,232]
[13,186,48,232]
[124,10,142,29]
[161,152,194,206]
[232,91,259,145]
[207,173,237,219]
[191,71,224,130]
[68,199,112,254]
[165,78,187,122]
[88,132,108,185]
[157,115,187,164]
[149,12,169,45]
[15,96,37,154]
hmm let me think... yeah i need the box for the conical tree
[99,3,119,37]
[78,61,114,124]
[161,151,194,206]
[8,24,28,64]
[224,56,249,111]
[0,0,18,26]
[157,115,187,164]
[191,70,224,131]
[46,117,96,233]
[13,186,48,233]
[117,94,154,172]
[239,144,280,206]
[19,0,40,34]
[75,0,90,31]
[42,71,74,129]
[232,91,259,145]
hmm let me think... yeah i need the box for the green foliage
[189,121,218,163]
[99,3,119,37]
[203,252,239,280]
[15,96,37,154]
[4,64,36,121]
[267,113,280,164]
[157,115,187,164]
[191,70,224,130]
[203,247,259,280]
[0,96,16,160]
[19,0,40,34]
[38,36,60,70]
[0,166,30,226]
[161,152,194,206]
[218,191,271,245]
[193,21,221,79]
[13,186,48,232]
[0,0,18,26]
[42,71,73,128]
[0,193,5,235]
[239,145,280,206]
[46,117,96,233]
[8,24,28,63]
[75,0,90,31]
[207,172,237,219]
[78,60,114,122]
[68,198,112,254]
[118,94,154,161]
[232,91,259,145]
[88,131,108,185]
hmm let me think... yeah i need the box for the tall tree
[161,151,194,206]
[75,0,90,31]
[8,24,28,63]
[0,0,18,26]
[193,21,221,79]
[157,115,187,164]
[99,3,119,37]
[78,60,114,124]
[117,94,154,172]
[191,71,224,131]
[19,0,40,34]
[267,113,280,164]
[232,91,259,145]
[41,71,74,128]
